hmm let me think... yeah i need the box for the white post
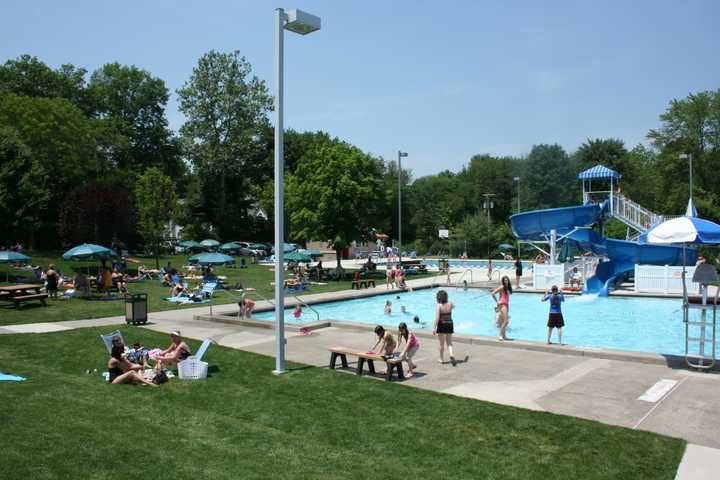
[549,229,556,265]
[397,151,402,258]
[273,8,286,375]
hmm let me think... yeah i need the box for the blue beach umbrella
[179,240,203,249]
[200,239,220,248]
[498,243,514,250]
[62,243,117,261]
[188,252,235,266]
[0,251,30,263]
[271,243,297,254]
[219,242,242,252]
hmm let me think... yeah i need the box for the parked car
[234,242,265,256]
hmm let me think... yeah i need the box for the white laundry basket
[178,357,208,380]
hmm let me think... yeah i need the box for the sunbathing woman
[154,331,192,369]
[108,345,156,386]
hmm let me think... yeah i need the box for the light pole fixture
[679,153,693,203]
[273,8,321,375]
[482,193,495,260]
[513,176,520,257]
[397,151,408,260]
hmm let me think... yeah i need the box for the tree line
[1,52,718,260]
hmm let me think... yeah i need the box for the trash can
[125,293,148,325]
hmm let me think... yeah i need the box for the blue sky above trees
[2,0,718,176]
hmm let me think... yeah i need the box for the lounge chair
[100,330,125,353]
[201,282,218,299]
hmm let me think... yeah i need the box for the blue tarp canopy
[578,164,621,180]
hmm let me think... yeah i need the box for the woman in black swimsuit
[107,345,155,386]
[433,289,456,366]
[155,331,192,369]
[514,257,523,288]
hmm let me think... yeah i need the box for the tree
[286,141,387,268]
[135,168,177,268]
[648,89,720,221]
[0,55,91,113]
[0,127,50,246]
[0,94,98,247]
[526,144,577,209]
[406,172,465,252]
[89,63,183,184]
[58,182,134,248]
[177,50,272,239]
[574,138,630,178]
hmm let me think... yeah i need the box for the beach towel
[0,372,26,381]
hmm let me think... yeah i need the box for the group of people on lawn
[107,330,191,386]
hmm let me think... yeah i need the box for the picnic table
[0,284,48,308]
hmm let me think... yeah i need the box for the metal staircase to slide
[611,193,671,237]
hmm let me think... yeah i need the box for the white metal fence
[634,265,700,294]
[533,264,565,290]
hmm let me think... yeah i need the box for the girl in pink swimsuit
[397,322,420,377]
[491,276,513,341]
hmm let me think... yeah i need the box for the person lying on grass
[153,331,192,369]
[108,345,156,387]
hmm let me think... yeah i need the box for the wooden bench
[350,279,376,290]
[328,347,404,381]
[11,293,48,308]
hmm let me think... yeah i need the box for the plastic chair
[100,330,124,353]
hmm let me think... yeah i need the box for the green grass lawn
[0,327,685,479]
[0,252,428,326]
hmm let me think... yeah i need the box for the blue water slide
[566,229,695,295]
[510,204,692,296]
[510,203,606,241]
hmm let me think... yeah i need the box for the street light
[513,176,520,257]
[273,8,321,375]
[397,151,408,259]
[482,193,495,260]
[679,153,693,203]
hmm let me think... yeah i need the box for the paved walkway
[2,272,718,479]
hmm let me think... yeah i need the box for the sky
[2,0,719,177]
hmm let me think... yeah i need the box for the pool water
[420,258,531,269]
[254,287,711,356]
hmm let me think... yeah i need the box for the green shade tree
[526,144,577,210]
[135,167,177,268]
[89,63,183,184]
[177,50,272,240]
[286,141,386,268]
[0,126,51,247]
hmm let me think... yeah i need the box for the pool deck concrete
[2,272,719,478]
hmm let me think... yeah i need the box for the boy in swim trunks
[541,285,565,344]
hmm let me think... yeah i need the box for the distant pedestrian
[386,267,394,289]
[491,276,512,341]
[45,264,59,299]
[542,285,565,345]
[433,289,456,366]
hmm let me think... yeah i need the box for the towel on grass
[164,296,210,305]
[0,372,26,381]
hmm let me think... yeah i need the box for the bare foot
[406,372,414,378]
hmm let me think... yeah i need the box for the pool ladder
[683,283,718,370]
[243,290,320,323]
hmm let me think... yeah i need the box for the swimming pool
[254,287,709,357]
[420,258,531,270]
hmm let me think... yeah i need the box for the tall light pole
[483,193,495,260]
[273,8,321,375]
[679,153,693,202]
[397,151,408,259]
[513,176,520,258]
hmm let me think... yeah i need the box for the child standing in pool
[397,322,420,377]
[384,300,392,315]
[541,285,565,344]
[491,276,512,341]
